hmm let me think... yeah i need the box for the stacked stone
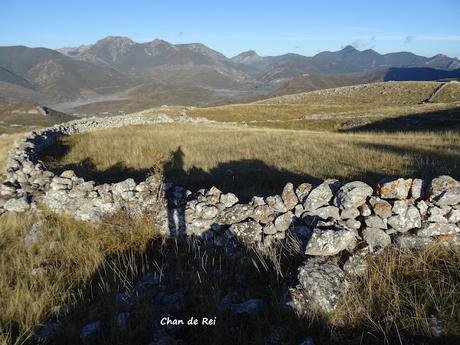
[0,114,184,217]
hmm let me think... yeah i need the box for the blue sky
[1,0,459,58]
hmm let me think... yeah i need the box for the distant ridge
[0,36,459,111]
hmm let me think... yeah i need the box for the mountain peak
[341,45,359,53]
[95,36,135,45]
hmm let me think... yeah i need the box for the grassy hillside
[0,102,74,134]
[41,123,460,200]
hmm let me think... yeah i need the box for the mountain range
[1,36,460,113]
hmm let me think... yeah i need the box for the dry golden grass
[334,245,460,340]
[433,82,460,103]
[0,210,160,343]
[42,123,460,199]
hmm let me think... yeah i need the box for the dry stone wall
[1,115,460,314]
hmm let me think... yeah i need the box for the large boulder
[378,178,412,200]
[228,220,262,244]
[303,179,341,211]
[333,181,373,210]
[305,228,356,256]
[296,258,349,313]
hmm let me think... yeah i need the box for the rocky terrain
[1,115,459,343]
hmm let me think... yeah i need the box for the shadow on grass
[341,107,460,133]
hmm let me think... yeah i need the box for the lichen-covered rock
[343,255,368,276]
[282,182,299,210]
[252,204,274,224]
[340,218,361,231]
[378,178,412,200]
[296,258,349,313]
[228,220,262,244]
[295,183,312,203]
[417,223,459,237]
[333,181,373,210]
[195,203,219,220]
[447,209,460,223]
[427,206,449,223]
[362,227,391,252]
[220,192,239,208]
[396,234,435,250]
[274,211,294,232]
[307,205,340,220]
[364,215,387,229]
[387,206,421,232]
[369,197,392,218]
[428,175,459,199]
[392,200,409,215]
[263,222,277,235]
[266,195,288,213]
[3,196,30,212]
[417,200,429,217]
[411,178,426,200]
[433,188,460,207]
[340,207,360,220]
[303,179,341,211]
[305,228,356,256]
[217,204,253,225]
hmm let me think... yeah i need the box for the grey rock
[387,206,421,233]
[434,187,460,206]
[307,205,340,220]
[428,175,459,199]
[294,203,305,218]
[359,203,372,217]
[217,204,253,225]
[3,197,30,212]
[282,182,299,210]
[112,178,136,194]
[378,178,412,200]
[274,211,294,232]
[340,207,360,220]
[303,179,341,211]
[297,257,348,313]
[369,197,392,218]
[252,204,273,224]
[417,200,429,217]
[263,222,278,235]
[333,181,373,210]
[228,220,262,244]
[364,215,387,229]
[305,228,356,256]
[250,196,265,206]
[60,170,77,179]
[362,227,391,252]
[392,200,408,215]
[340,218,361,231]
[266,195,288,213]
[411,178,426,200]
[447,209,460,223]
[195,203,218,220]
[417,223,459,237]
[427,206,449,223]
[396,234,434,250]
[343,255,368,276]
[186,218,215,237]
[295,183,313,203]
